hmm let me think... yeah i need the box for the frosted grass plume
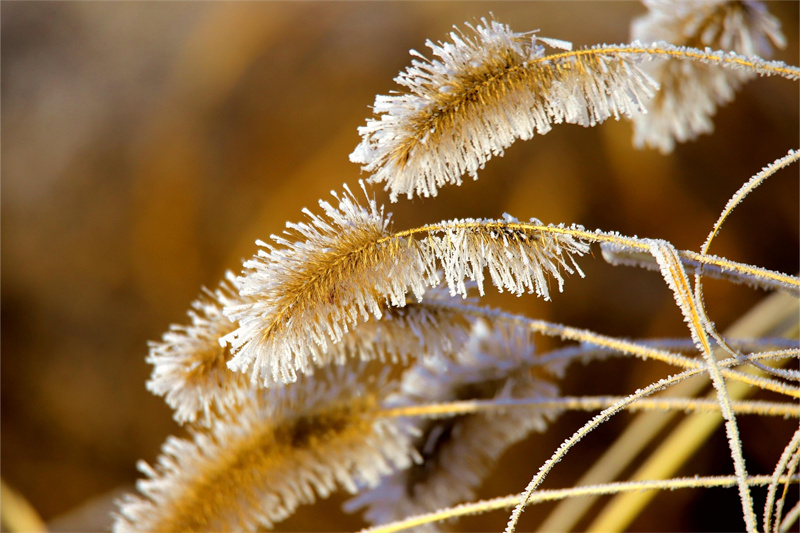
[347,321,560,531]
[223,184,591,386]
[631,0,786,152]
[351,17,658,200]
[146,274,251,425]
[222,182,439,386]
[114,364,417,532]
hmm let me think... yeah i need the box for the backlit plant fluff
[115,5,799,533]
[630,0,788,152]
[345,322,562,531]
[349,19,658,200]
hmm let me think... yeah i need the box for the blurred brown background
[2,2,798,531]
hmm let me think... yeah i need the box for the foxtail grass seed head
[430,216,591,300]
[114,364,417,533]
[351,17,658,200]
[222,181,589,387]
[631,0,786,152]
[332,286,478,366]
[222,182,439,386]
[347,321,560,529]
[146,274,251,426]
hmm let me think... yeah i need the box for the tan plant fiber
[114,365,416,532]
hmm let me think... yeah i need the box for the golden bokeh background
[2,2,797,531]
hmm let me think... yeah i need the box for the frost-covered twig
[363,475,799,533]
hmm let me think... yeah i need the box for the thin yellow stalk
[587,295,799,532]
[363,476,800,533]
[377,396,799,419]
[386,222,799,293]
[505,358,730,533]
[587,367,796,532]
[502,345,799,533]
[603,247,799,294]
[633,240,756,531]
[543,43,800,81]
[431,300,800,399]
[692,150,800,385]
[702,150,800,256]
[542,290,798,532]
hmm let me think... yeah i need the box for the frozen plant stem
[363,475,799,533]
[385,222,799,294]
[377,396,800,419]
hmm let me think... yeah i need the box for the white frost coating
[351,18,658,201]
[431,217,590,301]
[114,366,417,533]
[222,182,439,386]
[537,36,573,51]
[631,0,786,152]
[146,273,252,425]
[346,321,560,530]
